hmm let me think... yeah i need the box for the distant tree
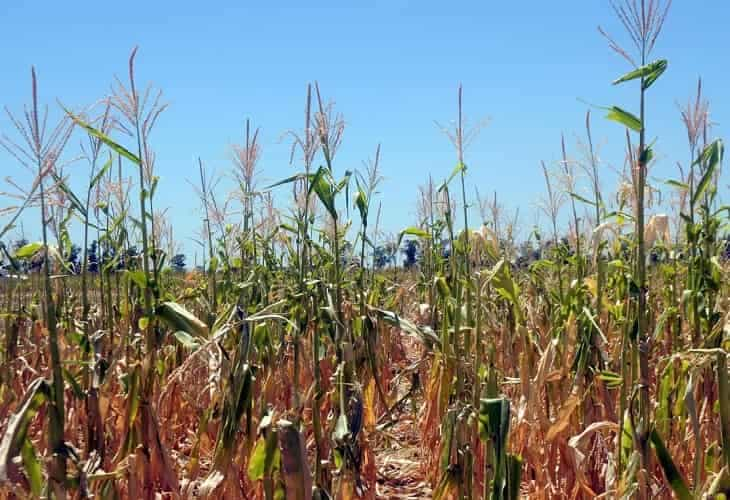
[87,240,99,273]
[171,253,186,272]
[67,244,81,273]
[440,239,452,260]
[402,240,421,269]
[118,246,139,270]
[373,242,398,270]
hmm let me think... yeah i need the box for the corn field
[1,1,730,498]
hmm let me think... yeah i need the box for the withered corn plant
[0,68,73,499]
[2,3,730,498]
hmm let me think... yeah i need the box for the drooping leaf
[0,378,51,490]
[369,307,441,349]
[173,330,202,350]
[605,106,642,132]
[20,438,43,497]
[90,154,113,189]
[665,179,689,190]
[570,192,597,207]
[612,59,668,90]
[14,242,43,259]
[650,428,692,500]
[354,183,368,223]
[64,107,141,165]
[52,172,87,219]
[692,139,724,206]
[438,162,467,192]
[156,301,209,338]
[309,166,337,220]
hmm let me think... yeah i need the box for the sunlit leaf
[64,107,141,165]
[14,242,43,259]
[156,301,209,338]
[612,59,668,90]
[692,139,724,206]
[605,106,642,132]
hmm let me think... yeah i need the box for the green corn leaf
[605,106,642,132]
[52,172,87,219]
[479,397,512,498]
[612,59,668,90]
[263,172,309,190]
[570,192,597,207]
[90,154,113,189]
[247,431,280,483]
[64,107,141,165]
[157,301,209,339]
[639,146,654,165]
[397,226,430,248]
[665,179,689,190]
[691,139,724,207]
[435,276,451,299]
[487,259,522,322]
[14,242,43,259]
[355,183,368,223]
[20,439,43,497]
[597,370,623,388]
[125,269,148,290]
[650,428,692,500]
[438,162,467,193]
[309,166,337,220]
[506,453,523,500]
[149,175,160,200]
[0,378,51,490]
[173,330,202,350]
[248,437,271,481]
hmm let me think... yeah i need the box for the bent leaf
[0,378,51,492]
[613,59,668,90]
[605,106,642,132]
[650,428,692,500]
[156,301,209,338]
[438,162,466,192]
[14,242,43,259]
[692,139,724,206]
[65,107,141,165]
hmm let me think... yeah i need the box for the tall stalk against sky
[0,68,73,499]
[601,0,671,494]
[108,46,167,322]
[197,158,217,319]
[79,104,113,335]
[232,118,261,273]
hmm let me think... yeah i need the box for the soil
[373,336,432,499]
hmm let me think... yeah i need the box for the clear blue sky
[1,1,728,260]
